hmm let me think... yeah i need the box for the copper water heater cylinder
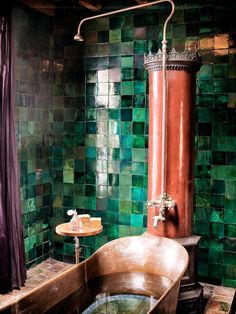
[144,50,202,238]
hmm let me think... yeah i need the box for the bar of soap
[78,214,90,227]
[90,217,102,228]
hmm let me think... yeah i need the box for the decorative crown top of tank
[144,48,202,72]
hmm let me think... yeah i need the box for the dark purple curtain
[0,15,26,293]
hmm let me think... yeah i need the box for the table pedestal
[56,223,103,263]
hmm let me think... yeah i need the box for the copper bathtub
[3,233,188,314]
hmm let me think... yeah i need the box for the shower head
[74,33,84,41]
[74,0,174,44]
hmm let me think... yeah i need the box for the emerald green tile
[121,81,134,95]
[119,187,131,200]
[132,135,145,148]
[121,108,132,121]
[120,148,132,161]
[119,200,132,213]
[121,28,133,42]
[131,214,143,227]
[134,81,146,94]
[121,121,132,134]
[225,224,236,237]
[132,201,144,214]
[121,56,133,68]
[108,174,119,186]
[120,160,131,173]
[134,41,146,54]
[119,213,130,225]
[109,29,121,43]
[121,69,134,81]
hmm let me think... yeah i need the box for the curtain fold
[0,15,26,293]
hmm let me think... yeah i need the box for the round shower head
[74,33,84,41]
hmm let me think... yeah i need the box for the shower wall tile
[12,0,233,286]
[14,5,53,268]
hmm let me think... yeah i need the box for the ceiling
[18,0,153,16]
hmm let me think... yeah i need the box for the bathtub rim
[1,233,189,313]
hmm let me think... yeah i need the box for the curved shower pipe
[74,0,175,214]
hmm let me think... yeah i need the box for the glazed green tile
[225,224,236,237]
[195,193,211,207]
[209,263,225,279]
[132,149,147,163]
[196,108,212,122]
[195,207,211,221]
[120,200,132,214]
[131,201,144,214]
[120,160,132,173]
[121,69,134,81]
[121,108,132,121]
[119,213,130,225]
[134,81,146,94]
[121,81,134,95]
[107,109,119,121]
[227,152,236,165]
[120,148,132,161]
[120,135,132,148]
[132,162,145,175]
[224,208,236,223]
[119,187,131,200]
[131,214,143,227]
[133,108,146,121]
[121,121,132,134]
[132,122,144,135]
[121,41,133,55]
[121,28,133,42]
[98,31,109,44]
[108,160,120,173]
[110,16,122,30]
[108,148,119,160]
[109,29,121,43]
[210,209,224,223]
[134,41,146,54]
[195,150,211,165]
[194,220,210,235]
[212,165,236,180]
[121,96,133,108]
[121,56,133,69]
[108,174,119,186]
[109,95,120,109]
[172,24,186,39]
[132,136,145,148]
[133,94,146,108]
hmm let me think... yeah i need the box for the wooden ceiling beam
[19,0,55,16]
[79,0,101,11]
[133,0,149,3]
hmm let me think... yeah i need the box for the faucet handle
[153,215,165,228]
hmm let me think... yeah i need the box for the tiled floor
[0,258,73,310]
[0,258,235,313]
[202,283,236,314]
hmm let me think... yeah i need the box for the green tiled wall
[13,5,53,268]
[14,0,236,286]
[51,1,236,287]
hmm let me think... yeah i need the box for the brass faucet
[147,193,176,228]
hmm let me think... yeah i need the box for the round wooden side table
[56,223,103,263]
